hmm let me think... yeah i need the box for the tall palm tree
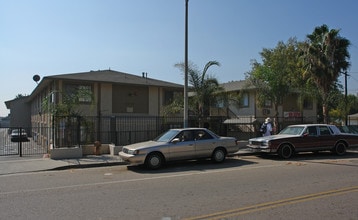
[303,24,350,124]
[175,61,222,124]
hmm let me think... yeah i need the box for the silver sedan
[119,128,239,169]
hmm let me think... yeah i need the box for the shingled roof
[28,69,183,100]
[220,80,255,92]
[47,69,182,87]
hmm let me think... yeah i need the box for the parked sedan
[247,124,358,159]
[10,129,29,142]
[119,128,239,169]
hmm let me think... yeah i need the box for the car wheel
[145,152,164,169]
[278,144,293,159]
[333,142,346,156]
[212,148,226,163]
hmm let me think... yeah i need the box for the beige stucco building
[6,70,183,148]
[217,80,318,138]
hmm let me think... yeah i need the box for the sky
[1,0,358,117]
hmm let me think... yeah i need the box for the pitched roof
[220,80,255,92]
[47,70,182,88]
[28,69,183,100]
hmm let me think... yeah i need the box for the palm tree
[303,24,350,123]
[175,61,222,126]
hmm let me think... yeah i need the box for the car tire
[212,148,226,163]
[333,142,346,156]
[145,152,164,169]
[278,144,293,159]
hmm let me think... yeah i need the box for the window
[319,126,331,136]
[164,91,181,105]
[64,84,93,103]
[303,98,313,110]
[307,126,317,136]
[112,85,149,113]
[240,93,249,107]
[264,99,272,107]
[195,130,213,140]
[78,85,92,103]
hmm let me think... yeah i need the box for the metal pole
[184,0,189,128]
[344,71,348,125]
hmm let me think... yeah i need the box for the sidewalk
[0,154,126,175]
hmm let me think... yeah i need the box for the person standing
[260,117,273,136]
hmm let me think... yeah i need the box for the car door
[194,130,217,158]
[317,125,336,148]
[298,126,321,150]
[168,130,196,161]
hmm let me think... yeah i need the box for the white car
[10,129,29,142]
[119,128,239,169]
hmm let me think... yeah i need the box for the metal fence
[4,115,357,156]
[0,127,49,157]
[51,115,227,148]
[50,115,319,148]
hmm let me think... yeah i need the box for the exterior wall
[348,114,358,125]
[148,87,160,115]
[220,89,318,126]
[8,97,31,129]
[236,90,256,116]
[112,84,149,114]
[7,70,184,149]
[99,83,112,115]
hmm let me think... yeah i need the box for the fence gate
[0,127,48,157]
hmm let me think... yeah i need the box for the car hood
[250,134,299,141]
[123,140,167,150]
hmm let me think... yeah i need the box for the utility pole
[344,71,348,125]
[184,0,189,128]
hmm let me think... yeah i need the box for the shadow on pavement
[126,156,257,174]
[254,150,358,161]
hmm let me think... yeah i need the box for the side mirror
[172,138,180,144]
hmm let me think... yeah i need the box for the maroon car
[247,124,358,159]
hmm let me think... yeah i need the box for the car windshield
[153,130,180,142]
[279,126,305,135]
[12,129,26,134]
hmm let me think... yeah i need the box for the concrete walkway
[0,154,126,175]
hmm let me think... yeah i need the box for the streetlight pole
[344,71,348,125]
[184,0,189,128]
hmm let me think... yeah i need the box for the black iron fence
[3,115,356,156]
[0,127,49,156]
[50,115,319,148]
[51,115,227,148]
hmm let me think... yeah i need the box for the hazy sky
[1,0,358,117]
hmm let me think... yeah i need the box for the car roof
[288,124,332,127]
[170,128,208,131]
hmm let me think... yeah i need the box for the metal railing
[0,127,49,157]
[5,115,356,156]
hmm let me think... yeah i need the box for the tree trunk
[322,104,329,124]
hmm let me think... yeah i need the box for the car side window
[319,126,331,136]
[177,131,194,142]
[307,126,317,136]
[195,130,213,140]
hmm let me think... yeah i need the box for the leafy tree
[41,86,94,146]
[174,61,223,126]
[246,38,303,132]
[302,24,350,123]
[161,92,184,116]
[329,89,358,123]
[42,86,94,117]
